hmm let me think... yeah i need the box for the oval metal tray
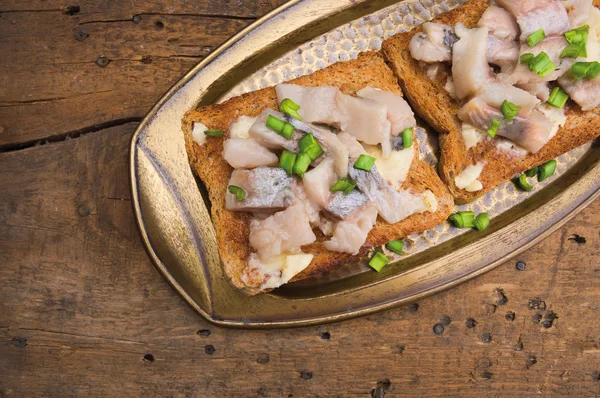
[130,0,600,328]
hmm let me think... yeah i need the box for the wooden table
[1,1,599,397]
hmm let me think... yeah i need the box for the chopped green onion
[528,52,556,78]
[474,213,490,232]
[547,87,569,108]
[279,150,297,175]
[402,128,413,149]
[520,53,534,64]
[488,119,500,138]
[516,173,534,191]
[354,154,377,172]
[525,166,539,178]
[266,115,285,133]
[293,152,312,178]
[204,129,224,137]
[588,62,600,79]
[501,100,520,121]
[299,133,325,160]
[565,25,590,44]
[448,211,476,229]
[282,123,295,139]
[369,252,389,272]
[571,61,600,80]
[266,115,295,139]
[527,29,546,48]
[330,178,356,195]
[228,185,246,201]
[385,240,404,255]
[280,98,303,120]
[561,43,584,59]
[537,159,557,182]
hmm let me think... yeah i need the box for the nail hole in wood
[256,353,269,364]
[197,329,210,337]
[143,353,154,362]
[154,20,164,30]
[568,234,587,245]
[407,303,419,313]
[320,332,331,340]
[96,56,110,68]
[12,337,27,347]
[75,27,89,42]
[300,370,313,380]
[62,5,80,15]
[77,204,90,217]
[132,15,142,24]
[204,345,215,355]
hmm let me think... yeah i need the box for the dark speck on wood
[494,288,508,305]
[516,261,527,271]
[505,311,516,322]
[300,370,313,380]
[62,5,80,15]
[371,379,391,398]
[527,355,537,368]
[466,318,478,329]
[74,27,89,42]
[532,313,543,324]
[197,329,210,337]
[481,333,492,344]
[592,371,600,381]
[528,298,546,311]
[515,340,524,351]
[568,234,587,245]
[481,371,493,379]
[256,353,270,364]
[12,337,27,347]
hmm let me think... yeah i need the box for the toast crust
[182,52,454,295]
[382,0,600,204]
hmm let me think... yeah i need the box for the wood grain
[1,1,600,397]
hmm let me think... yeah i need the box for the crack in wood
[0,90,116,107]
[0,118,141,153]
[13,327,145,345]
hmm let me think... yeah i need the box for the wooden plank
[0,126,599,397]
[0,0,286,18]
[0,1,287,148]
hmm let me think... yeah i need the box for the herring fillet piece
[348,162,429,224]
[249,204,317,261]
[275,84,341,125]
[222,138,278,169]
[496,0,571,40]
[324,202,378,255]
[457,97,553,154]
[452,24,491,100]
[409,22,458,63]
[356,87,417,136]
[226,167,296,212]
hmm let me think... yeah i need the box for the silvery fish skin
[286,117,350,177]
[326,190,369,220]
[349,161,424,224]
[226,167,296,212]
[249,109,302,152]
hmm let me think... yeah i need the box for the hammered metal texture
[221,0,591,283]
[130,0,600,327]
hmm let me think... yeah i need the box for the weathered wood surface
[1,1,600,397]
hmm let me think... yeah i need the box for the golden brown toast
[182,52,454,295]
[382,0,600,204]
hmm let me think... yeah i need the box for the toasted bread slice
[182,52,454,295]
[382,0,600,204]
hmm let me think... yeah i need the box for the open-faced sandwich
[384,0,600,203]
[182,52,454,295]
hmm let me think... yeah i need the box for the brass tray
[130,0,600,328]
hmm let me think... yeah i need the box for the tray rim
[130,0,600,328]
